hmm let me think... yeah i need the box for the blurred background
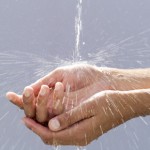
[0,0,150,149]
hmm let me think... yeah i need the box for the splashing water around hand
[1,0,150,150]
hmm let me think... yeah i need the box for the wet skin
[6,65,150,146]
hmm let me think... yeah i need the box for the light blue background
[0,0,150,150]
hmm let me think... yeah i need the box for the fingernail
[55,82,62,90]
[49,119,60,131]
[24,88,31,98]
[40,87,46,96]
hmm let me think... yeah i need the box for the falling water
[73,0,83,62]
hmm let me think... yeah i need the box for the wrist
[97,67,122,90]
[98,68,150,91]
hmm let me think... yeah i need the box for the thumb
[48,100,95,131]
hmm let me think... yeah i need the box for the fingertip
[6,92,13,100]
[39,85,49,96]
[6,92,23,109]
[6,92,17,103]
[23,86,33,98]
[41,85,49,88]
[55,82,64,91]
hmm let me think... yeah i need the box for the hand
[22,90,139,146]
[6,64,113,122]
[7,64,149,122]
[23,88,150,146]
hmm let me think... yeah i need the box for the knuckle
[23,98,31,105]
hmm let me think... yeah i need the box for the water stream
[74,0,83,62]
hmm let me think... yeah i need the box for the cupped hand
[6,80,110,124]
[6,64,113,122]
[22,90,131,146]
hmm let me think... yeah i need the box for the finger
[51,82,64,115]
[36,85,50,123]
[30,69,62,97]
[23,87,36,118]
[48,100,96,131]
[6,92,23,109]
[22,117,50,140]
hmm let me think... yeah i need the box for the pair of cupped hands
[6,64,123,146]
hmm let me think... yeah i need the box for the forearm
[102,68,150,90]
[107,89,150,125]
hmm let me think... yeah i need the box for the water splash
[139,116,149,126]
[87,28,150,67]
[0,111,9,121]
[76,146,86,150]
[52,146,61,150]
